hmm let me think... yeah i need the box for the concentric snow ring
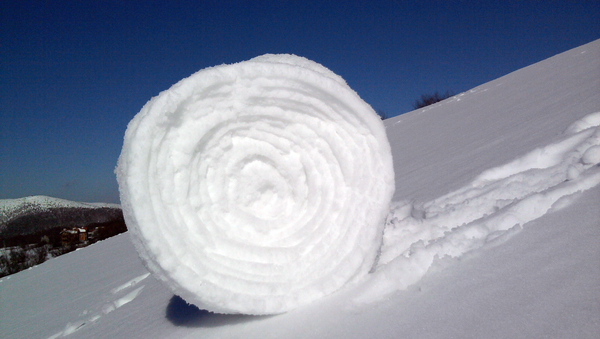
[116,54,395,314]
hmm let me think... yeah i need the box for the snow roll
[116,54,395,314]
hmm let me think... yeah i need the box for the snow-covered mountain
[0,195,121,238]
[1,39,599,339]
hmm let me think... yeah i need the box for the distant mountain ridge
[0,195,122,239]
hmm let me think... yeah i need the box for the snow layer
[116,54,395,314]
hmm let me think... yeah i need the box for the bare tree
[413,90,454,109]
[376,109,389,120]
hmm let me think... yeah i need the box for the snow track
[47,270,150,339]
[356,112,600,303]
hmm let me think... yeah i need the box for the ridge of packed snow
[355,111,600,304]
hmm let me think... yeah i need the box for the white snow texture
[116,54,395,315]
[355,111,600,304]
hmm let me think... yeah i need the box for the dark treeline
[0,216,128,278]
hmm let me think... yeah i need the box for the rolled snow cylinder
[116,54,395,315]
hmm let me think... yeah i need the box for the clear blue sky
[1,0,599,204]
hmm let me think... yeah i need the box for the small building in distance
[60,227,87,246]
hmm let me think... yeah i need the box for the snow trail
[110,273,150,294]
[46,271,149,338]
[355,112,600,304]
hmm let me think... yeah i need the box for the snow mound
[355,111,600,304]
[116,54,395,314]
[565,111,600,134]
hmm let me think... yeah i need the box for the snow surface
[1,39,600,338]
[359,110,600,303]
[115,54,394,314]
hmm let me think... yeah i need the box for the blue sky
[1,0,599,204]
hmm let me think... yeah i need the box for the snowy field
[1,39,599,338]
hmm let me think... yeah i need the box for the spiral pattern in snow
[116,54,395,314]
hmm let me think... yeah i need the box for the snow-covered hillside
[0,195,121,239]
[0,195,120,227]
[1,39,599,339]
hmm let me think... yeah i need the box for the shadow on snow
[165,295,271,327]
